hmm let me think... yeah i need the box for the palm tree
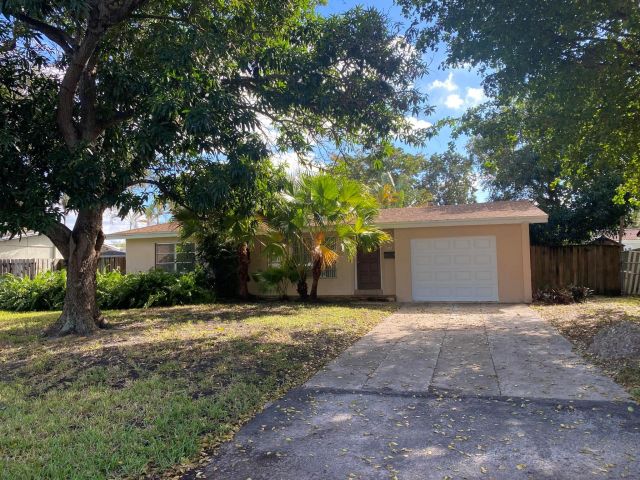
[270,174,390,300]
[176,209,262,300]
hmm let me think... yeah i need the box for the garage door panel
[411,236,498,302]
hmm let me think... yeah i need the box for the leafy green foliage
[330,147,430,207]
[266,173,390,298]
[419,150,476,205]
[96,269,213,309]
[0,271,67,311]
[400,0,640,204]
[1,1,427,328]
[329,146,476,207]
[464,103,633,244]
[0,2,427,236]
[0,269,213,311]
[252,264,299,299]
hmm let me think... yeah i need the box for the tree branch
[15,13,76,54]
[44,222,72,260]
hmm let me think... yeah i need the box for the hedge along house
[107,200,547,303]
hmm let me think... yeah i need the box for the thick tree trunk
[237,242,251,300]
[45,208,106,336]
[309,255,322,301]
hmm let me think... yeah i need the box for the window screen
[154,243,196,273]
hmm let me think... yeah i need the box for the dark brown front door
[357,248,381,290]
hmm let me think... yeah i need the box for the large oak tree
[0,1,426,335]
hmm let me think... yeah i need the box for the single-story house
[0,232,64,259]
[621,228,640,250]
[592,228,640,250]
[0,232,125,259]
[107,200,548,303]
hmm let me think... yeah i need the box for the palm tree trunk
[237,242,251,299]
[309,255,322,300]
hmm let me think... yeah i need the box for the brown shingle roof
[622,228,640,240]
[109,222,180,237]
[376,200,547,225]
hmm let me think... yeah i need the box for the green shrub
[0,268,214,312]
[97,268,214,309]
[252,264,299,299]
[0,270,67,311]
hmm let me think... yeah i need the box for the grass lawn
[533,296,640,401]
[0,302,395,479]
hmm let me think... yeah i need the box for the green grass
[0,302,396,479]
[534,296,640,402]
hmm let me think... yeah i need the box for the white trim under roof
[375,215,548,229]
[105,232,180,240]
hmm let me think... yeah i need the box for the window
[155,243,195,273]
[293,238,337,279]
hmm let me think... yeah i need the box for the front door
[357,248,381,290]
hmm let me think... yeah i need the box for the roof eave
[376,215,548,229]
[105,232,180,240]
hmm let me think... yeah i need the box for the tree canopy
[399,0,640,205]
[0,0,427,334]
[329,146,476,207]
[419,149,476,205]
[463,102,632,244]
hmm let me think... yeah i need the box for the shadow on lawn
[2,303,382,399]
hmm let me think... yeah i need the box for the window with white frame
[154,243,196,273]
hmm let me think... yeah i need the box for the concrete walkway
[199,304,639,479]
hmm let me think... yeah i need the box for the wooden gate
[530,245,621,295]
[621,250,640,295]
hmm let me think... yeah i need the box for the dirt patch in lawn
[0,302,396,479]
[533,296,640,401]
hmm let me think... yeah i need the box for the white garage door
[411,236,498,302]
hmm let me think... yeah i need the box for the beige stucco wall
[125,236,179,273]
[0,234,62,259]
[248,241,358,297]
[379,230,396,295]
[124,224,534,304]
[393,223,532,303]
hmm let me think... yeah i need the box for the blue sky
[318,0,487,158]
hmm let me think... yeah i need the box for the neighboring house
[107,200,547,303]
[590,235,623,247]
[621,228,640,250]
[595,228,640,250]
[105,222,191,274]
[0,233,63,259]
[100,244,127,258]
[0,232,125,259]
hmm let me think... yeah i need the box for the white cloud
[429,72,458,92]
[465,87,486,106]
[406,116,433,130]
[441,87,487,110]
[444,94,465,109]
[271,150,317,177]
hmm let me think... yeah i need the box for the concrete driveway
[199,304,639,479]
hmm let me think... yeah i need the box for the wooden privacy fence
[98,257,126,272]
[530,245,621,295]
[621,250,640,295]
[0,258,64,279]
[0,256,126,278]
